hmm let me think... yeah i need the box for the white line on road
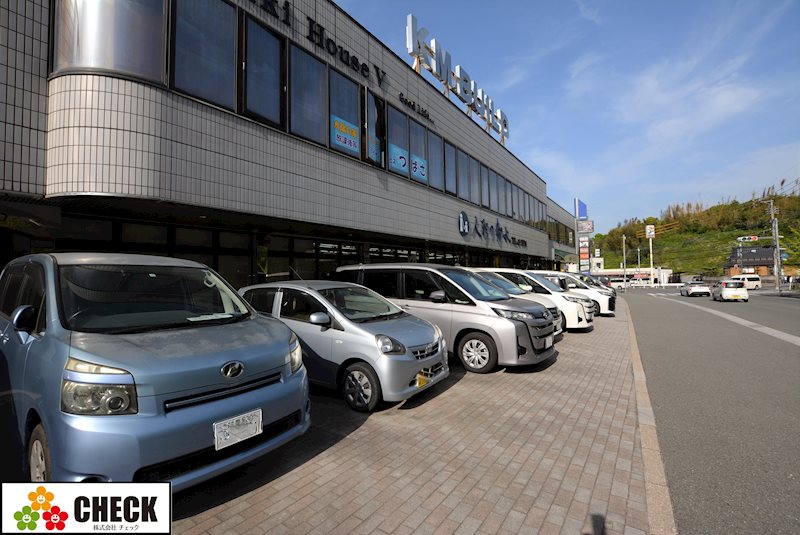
[657,297,800,347]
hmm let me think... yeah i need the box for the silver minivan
[239,281,449,412]
[335,264,557,373]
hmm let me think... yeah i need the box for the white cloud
[574,0,603,25]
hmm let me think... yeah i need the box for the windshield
[565,275,591,290]
[318,286,403,322]
[474,271,525,295]
[441,269,509,301]
[525,272,565,293]
[58,264,250,333]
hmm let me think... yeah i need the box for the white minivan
[530,270,616,316]
[731,274,762,290]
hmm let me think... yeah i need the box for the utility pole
[762,199,782,291]
[637,247,641,278]
[649,237,655,287]
[622,234,627,291]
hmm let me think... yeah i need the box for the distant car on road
[711,280,749,302]
[680,281,711,297]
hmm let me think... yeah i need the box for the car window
[21,263,46,334]
[403,270,439,300]
[318,286,401,322]
[440,269,508,301]
[0,264,25,317]
[332,269,359,284]
[279,288,327,322]
[431,273,473,305]
[243,288,277,315]
[361,270,400,298]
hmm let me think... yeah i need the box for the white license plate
[544,335,553,348]
[214,408,262,451]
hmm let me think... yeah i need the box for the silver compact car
[0,253,310,489]
[680,281,711,296]
[239,281,449,412]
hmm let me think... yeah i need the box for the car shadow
[0,351,25,482]
[172,390,370,519]
[503,351,559,374]
[398,361,466,410]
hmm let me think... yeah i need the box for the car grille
[548,308,560,322]
[132,410,302,483]
[163,372,282,413]
[411,342,439,360]
[418,362,444,378]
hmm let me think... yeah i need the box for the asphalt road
[624,290,800,534]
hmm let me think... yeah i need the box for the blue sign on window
[330,114,360,155]
[368,132,380,162]
[410,153,427,182]
[388,143,409,174]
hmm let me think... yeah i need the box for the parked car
[711,280,749,302]
[530,270,616,316]
[334,264,556,373]
[731,274,762,290]
[467,268,564,339]
[680,281,711,296]
[576,273,617,297]
[0,253,310,488]
[239,281,448,412]
[480,268,594,331]
[607,277,628,290]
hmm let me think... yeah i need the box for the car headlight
[563,295,583,303]
[493,308,535,321]
[432,324,443,350]
[288,333,303,373]
[376,335,406,355]
[61,358,137,415]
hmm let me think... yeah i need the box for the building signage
[458,212,527,248]
[307,18,387,86]
[398,92,433,123]
[576,220,594,233]
[410,152,427,181]
[330,114,360,155]
[251,0,291,26]
[388,143,409,174]
[406,14,509,141]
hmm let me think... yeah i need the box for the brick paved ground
[172,301,650,534]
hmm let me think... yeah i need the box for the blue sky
[334,0,800,234]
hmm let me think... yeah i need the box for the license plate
[416,374,429,388]
[545,335,553,348]
[214,408,262,451]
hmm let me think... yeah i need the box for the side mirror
[11,305,37,333]
[429,290,446,303]
[519,284,533,292]
[309,312,331,326]
[567,283,577,289]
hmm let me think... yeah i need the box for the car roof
[15,253,205,268]
[240,280,365,292]
[337,263,471,273]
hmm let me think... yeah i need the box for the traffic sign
[645,225,655,239]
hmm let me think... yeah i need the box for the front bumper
[499,319,556,367]
[379,342,450,402]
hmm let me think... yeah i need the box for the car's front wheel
[341,362,382,412]
[28,424,51,483]
[457,332,497,374]
[592,301,601,316]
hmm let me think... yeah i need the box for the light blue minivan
[0,253,310,490]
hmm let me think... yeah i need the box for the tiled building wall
[1,0,48,195]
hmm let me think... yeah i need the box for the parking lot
[172,301,654,535]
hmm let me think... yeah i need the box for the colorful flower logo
[13,506,39,531]
[43,506,68,531]
[28,486,53,511]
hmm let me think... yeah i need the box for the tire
[561,312,568,331]
[28,424,51,483]
[744,299,749,302]
[341,362,382,412]
[592,300,601,316]
[457,332,498,373]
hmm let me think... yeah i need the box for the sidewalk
[172,300,672,535]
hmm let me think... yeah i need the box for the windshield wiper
[362,311,406,322]
[103,314,249,334]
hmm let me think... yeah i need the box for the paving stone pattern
[172,304,649,535]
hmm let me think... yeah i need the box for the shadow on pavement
[0,349,26,482]
[584,513,607,534]
[503,351,559,374]
[398,361,466,410]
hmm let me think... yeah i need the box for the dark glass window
[279,289,326,322]
[457,149,469,201]
[243,288,277,315]
[387,106,409,176]
[489,170,498,212]
[480,165,490,208]
[290,45,327,144]
[403,270,439,300]
[366,92,385,165]
[246,18,281,124]
[409,120,428,183]
[444,142,457,195]
[469,157,480,205]
[506,179,514,217]
[0,265,25,317]
[174,0,235,109]
[497,175,506,215]
[329,70,360,157]
[428,132,443,191]
[362,270,400,298]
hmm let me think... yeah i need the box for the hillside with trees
[593,184,800,277]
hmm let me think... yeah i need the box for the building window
[457,149,469,201]
[497,175,507,215]
[488,170,498,212]
[173,0,236,109]
[480,165,490,209]
[329,70,360,157]
[366,92,385,165]
[409,120,427,183]
[506,179,514,217]
[444,142,457,195]
[290,45,327,144]
[245,18,282,125]
[428,132,443,191]
[387,106,409,176]
[469,156,480,205]
[53,0,165,82]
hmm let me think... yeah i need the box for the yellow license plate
[416,374,429,388]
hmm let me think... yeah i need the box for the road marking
[657,297,800,347]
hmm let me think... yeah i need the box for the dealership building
[1,0,576,288]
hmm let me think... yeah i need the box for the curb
[622,298,678,535]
